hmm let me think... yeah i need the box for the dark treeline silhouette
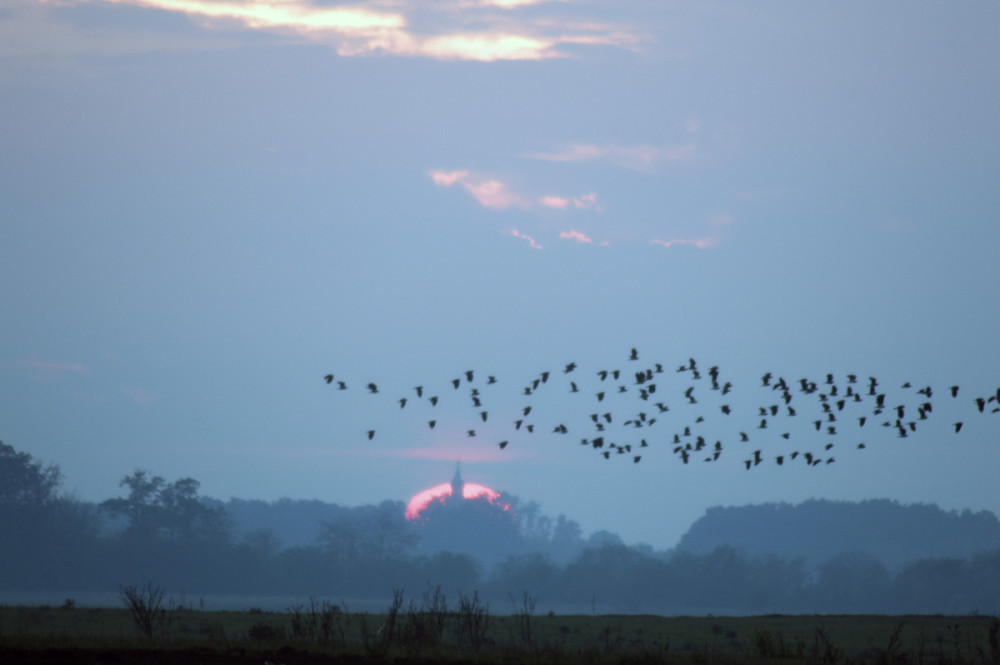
[676,499,1000,571]
[2,441,999,614]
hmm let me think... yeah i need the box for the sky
[2,0,999,550]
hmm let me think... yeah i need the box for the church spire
[451,461,464,499]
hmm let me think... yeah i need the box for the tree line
[2,441,998,614]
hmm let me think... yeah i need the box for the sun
[405,464,508,521]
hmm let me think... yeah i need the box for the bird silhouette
[324,374,334,384]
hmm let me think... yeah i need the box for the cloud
[504,228,542,249]
[539,195,569,209]
[429,169,470,187]
[462,179,527,210]
[559,229,592,244]
[122,386,155,404]
[650,236,718,250]
[17,359,88,372]
[572,193,598,209]
[45,0,640,61]
[708,212,735,226]
[16,357,88,383]
[430,169,532,210]
[524,142,697,170]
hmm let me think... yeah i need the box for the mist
[3,441,999,615]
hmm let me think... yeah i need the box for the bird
[498,441,508,449]
[367,383,378,394]
[452,379,461,389]
[367,430,375,440]
[428,420,436,429]
[629,348,639,361]
[324,374,334,384]
[429,396,439,406]
[399,398,407,408]
[465,370,474,382]
[564,362,577,373]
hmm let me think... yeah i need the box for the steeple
[450,461,464,499]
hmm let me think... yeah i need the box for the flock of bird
[323,348,999,470]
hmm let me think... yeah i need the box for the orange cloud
[559,229,592,244]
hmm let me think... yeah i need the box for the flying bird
[324,374,334,384]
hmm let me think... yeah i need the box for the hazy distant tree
[814,551,890,613]
[0,442,102,588]
[0,441,62,510]
[317,500,417,569]
[547,514,584,564]
[415,492,523,566]
[100,470,229,545]
[488,552,560,600]
[419,550,482,595]
[887,557,971,613]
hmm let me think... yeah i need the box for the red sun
[405,481,507,521]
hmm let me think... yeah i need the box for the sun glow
[404,481,505,520]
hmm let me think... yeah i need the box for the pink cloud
[559,229,593,244]
[504,228,543,249]
[573,193,598,209]
[650,236,718,250]
[464,179,528,210]
[332,443,529,463]
[539,195,569,209]
[123,387,155,404]
[431,170,529,210]
[523,142,697,170]
[57,0,638,62]
[429,169,469,187]
[17,359,87,372]
[708,212,735,226]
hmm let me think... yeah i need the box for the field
[2,598,999,665]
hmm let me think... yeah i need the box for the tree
[100,470,229,545]
[0,441,62,510]
[0,442,101,589]
[317,500,417,567]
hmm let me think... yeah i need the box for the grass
[1,601,998,664]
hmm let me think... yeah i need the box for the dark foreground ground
[2,605,998,665]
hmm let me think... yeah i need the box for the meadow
[2,592,998,665]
